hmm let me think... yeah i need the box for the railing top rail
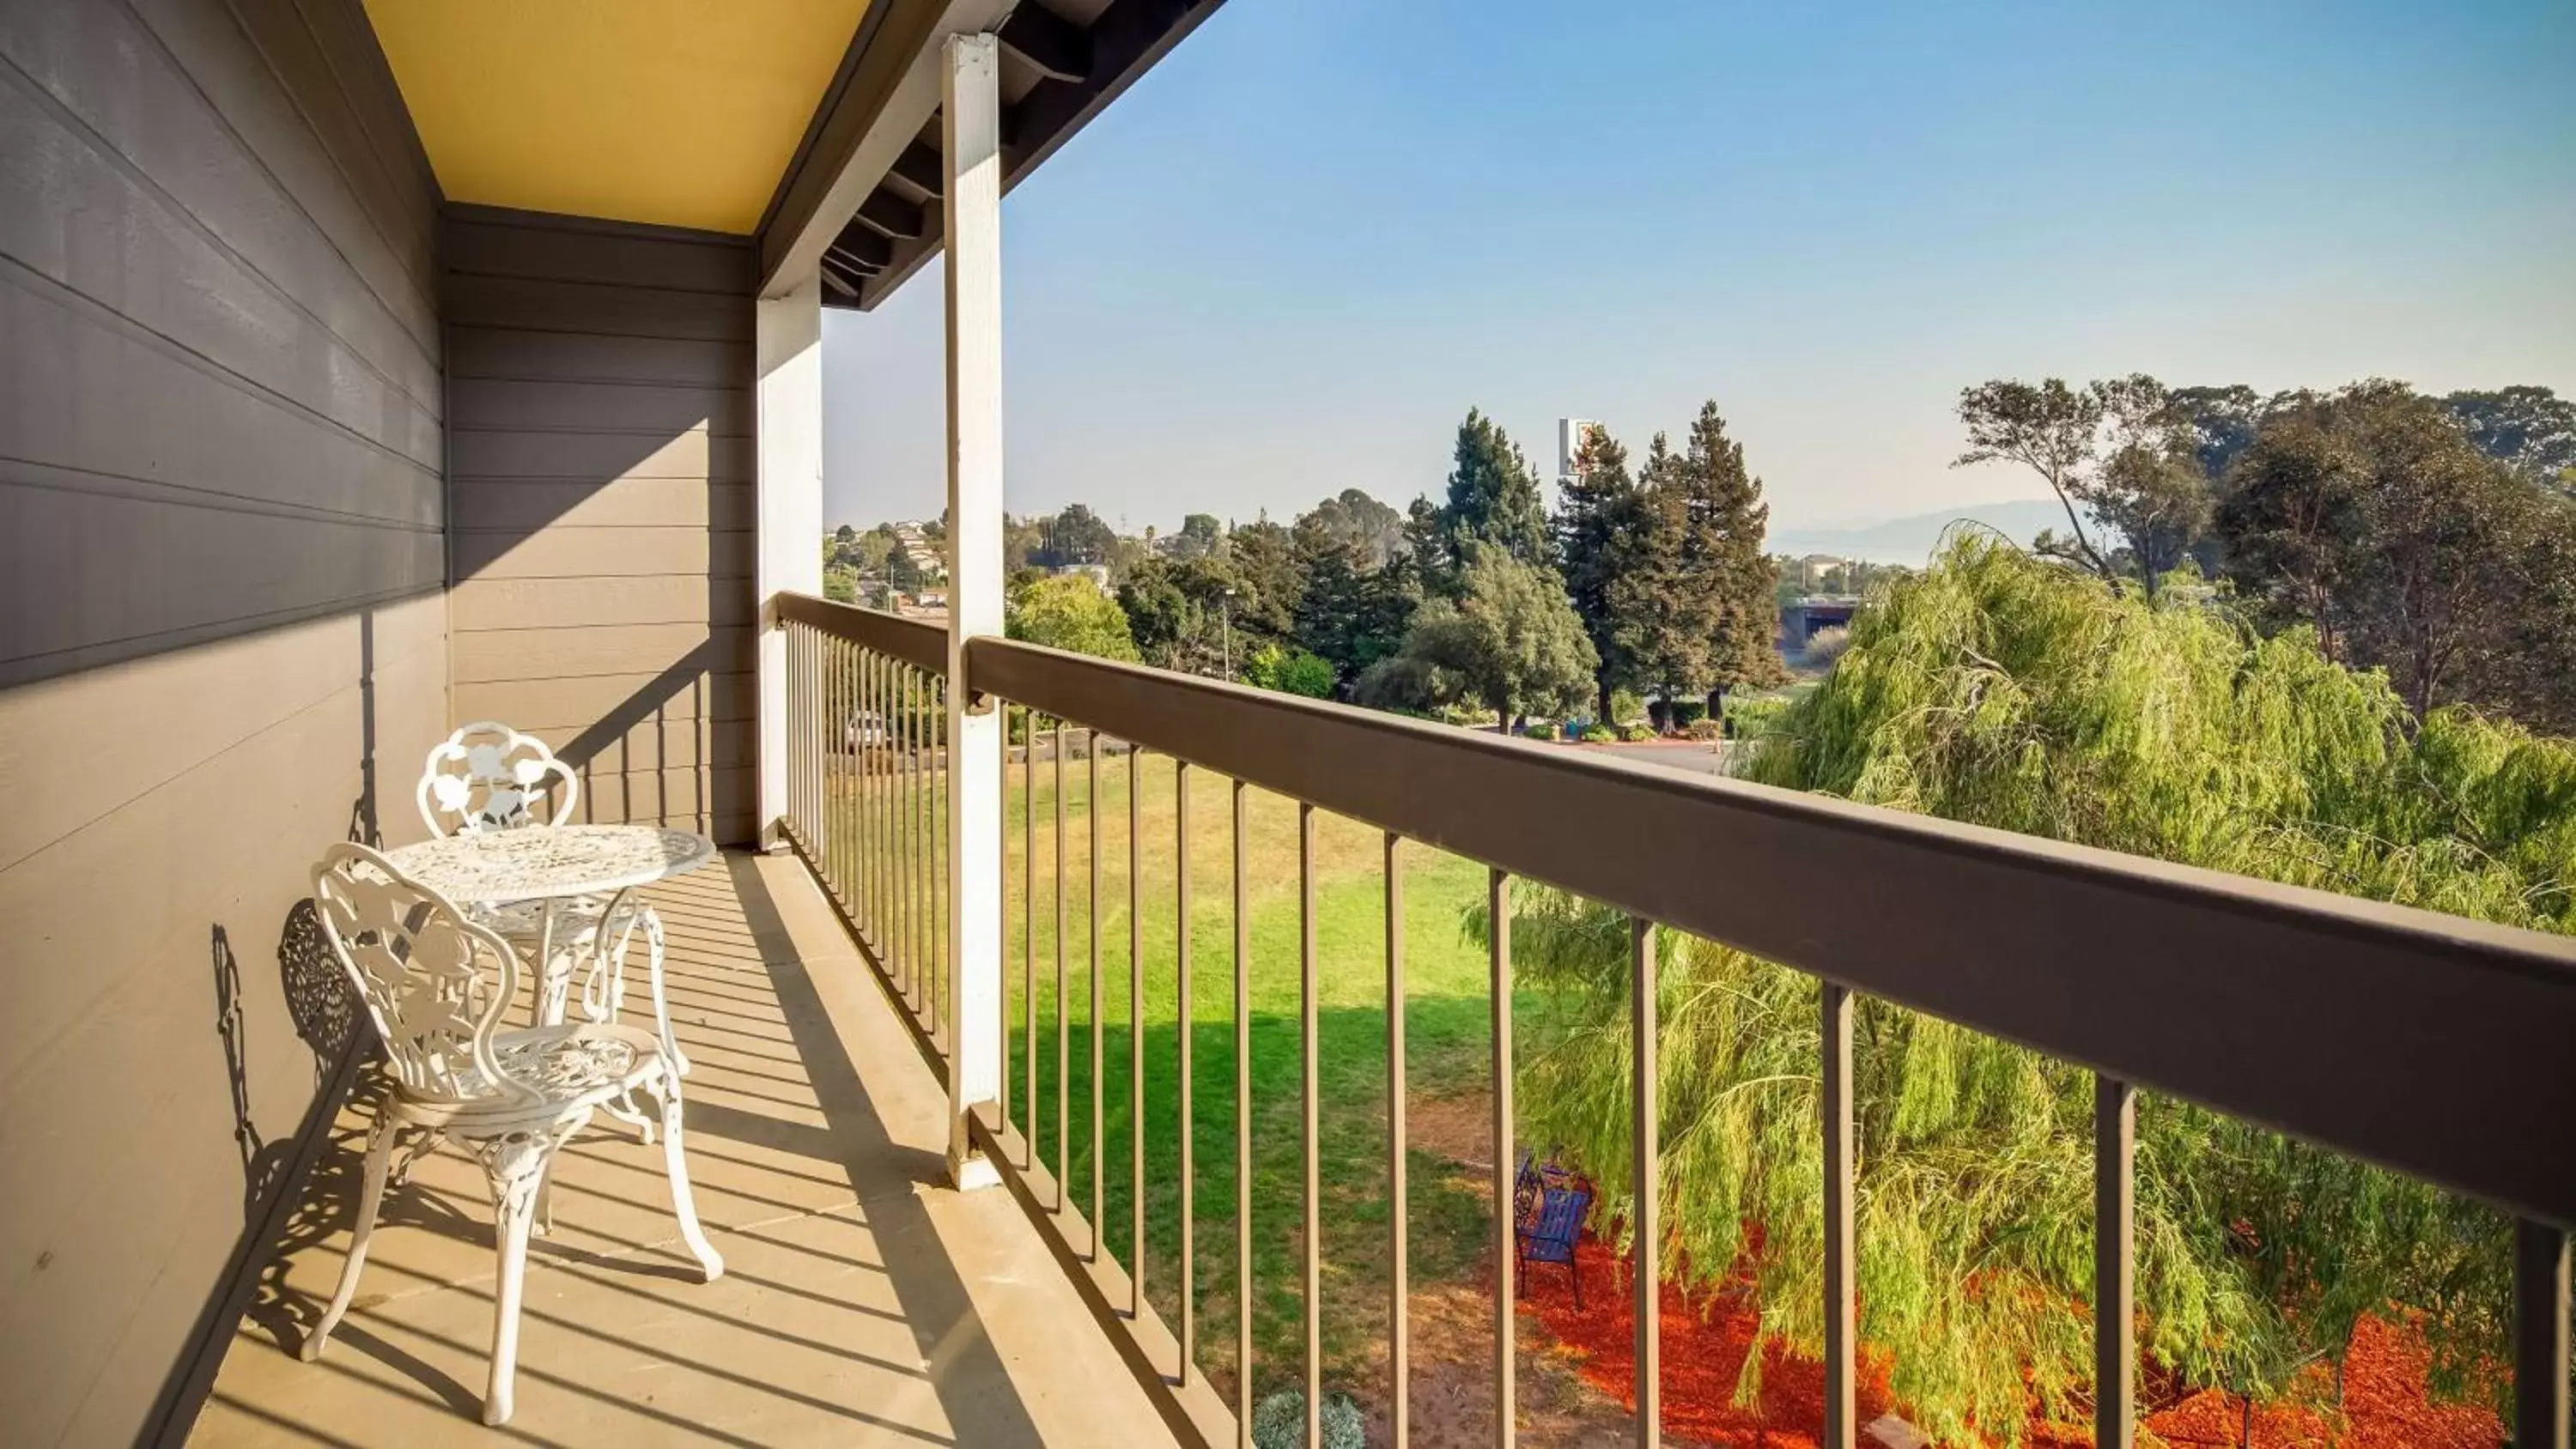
[968,634,2576,1227]
[777,592,949,676]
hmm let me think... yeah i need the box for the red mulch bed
[1516,1233,2506,1449]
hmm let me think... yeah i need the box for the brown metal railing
[775,597,2576,1449]
[776,596,953,1068]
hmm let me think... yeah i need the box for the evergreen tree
[1552,423,1650,720]
[1291,514,1418,683]
[1441,408,1552,573]
[1357,543,1595,726]
[1613,432,1711,718]
[1677,400,1790,708]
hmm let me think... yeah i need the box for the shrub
[1619,723,1656,743]
[1608,688,1645,724]
[1249,1390,1365,1449]
[1801,624,1852,668]
[1581,724,1616,743]
[1245,643,1337,699]
[1684,718,1723,742]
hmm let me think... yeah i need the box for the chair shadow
[723,853,1048,1446]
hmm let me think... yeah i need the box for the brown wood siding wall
[0,1,445,1443]
[442,209,758,846]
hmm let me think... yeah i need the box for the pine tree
[1553,423,1650,720]
[1613,432,1712,718]
[1676,400,1790,710]
[1441,408,1552,573]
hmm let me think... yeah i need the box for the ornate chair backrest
[311,843,537,1110]
[417,722,578,838]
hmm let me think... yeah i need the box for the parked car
[844,712,887,750]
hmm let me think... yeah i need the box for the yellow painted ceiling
[363,0,872,234]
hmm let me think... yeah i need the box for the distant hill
[1771,499,2067,566]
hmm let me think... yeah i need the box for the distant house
[1046,563,1111,592]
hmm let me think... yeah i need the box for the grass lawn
[989,740,1530,1408]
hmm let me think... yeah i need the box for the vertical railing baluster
[1235,780,1255,1447]
[1024,709,1037,1167]
[1056,721,1070,1203]
[830,640,847,892]
[901,668,915,1011]
[1387,831,1408,1449]
[867,652,879,930]
[1301,803,1321,1449]
[917,670,932,1043]
[2096,1074,2136,1449]
[937,676,951,1056]
[787,625,803,839]
[1490,868,1515,1449]
[1129,742,1145,1317]
[996,701,1011,1136]
[1176,760,1195,1385]
[2516,1217,2571,1449]
[1632,918,1660,1447]
[1091,731,1106,1253]
[1822,979,1856,1449]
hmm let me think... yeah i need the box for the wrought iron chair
[301,843,722,1425]
[416,723,688,1090]
[1513,1149,1593,1309]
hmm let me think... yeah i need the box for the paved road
[1585,740,1734,778]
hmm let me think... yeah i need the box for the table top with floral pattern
[386,825,717,903]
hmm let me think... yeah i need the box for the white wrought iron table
[387,825,718,1027]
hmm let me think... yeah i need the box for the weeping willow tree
[1499,534,2573,1444]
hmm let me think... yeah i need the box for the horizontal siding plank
[450,378,751,436]
[454,670,756,731]
[450,525,754,581]
[222,0,440,297]
[0,274,441,526]
[0,76,440,464]
[444,216,754,294]
[535,717,756,777]
[445,327,750,389]
[446,425,750,482]
[283,0,441,240]
[0,479,441,677]
[52,0,440,352]
[443,273,752,342]
[450,574,756,632]
[450,621,752,684]
[450,477,752,531]
[562,763,755,836]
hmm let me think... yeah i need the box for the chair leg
[637,907,686,1076]
[653,1076,724,1282]
[473,1125,566,1427]
[301,1111,399,1361]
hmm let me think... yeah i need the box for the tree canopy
[1438,408,1552,579]
[1006,575,1139,662]
[1503,537,2573,1443]
[1358,543,1595,724]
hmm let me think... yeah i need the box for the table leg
[537,897,569,1026]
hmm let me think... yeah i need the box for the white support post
[943,32,1005,1191]
[756,277,825,849]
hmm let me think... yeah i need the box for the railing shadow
[722,853,1047,1446]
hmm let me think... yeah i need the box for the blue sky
[823,0,2576,534]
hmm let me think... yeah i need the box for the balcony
[4,2,2570,1446]
[190,852,1169,1446]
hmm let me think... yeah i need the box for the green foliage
[1508,537,2573,1444]
[1618,723,1656,743]
[1249,1390,1365,1449]
[1005,575,1139,662]
[2216,379,2571,724]
[1438,408,1552,577]
[1291,510,1418,682]
[1242,642,1336,698]
[1580,724,1616,743]
[1607,688,1645,724]
[1555,423,1652,715]
[1356,543,1596,724]
[1955,374,2215,597]
[1032,502,1119,567]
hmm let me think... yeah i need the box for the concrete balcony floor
[192,852,1171,1448]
